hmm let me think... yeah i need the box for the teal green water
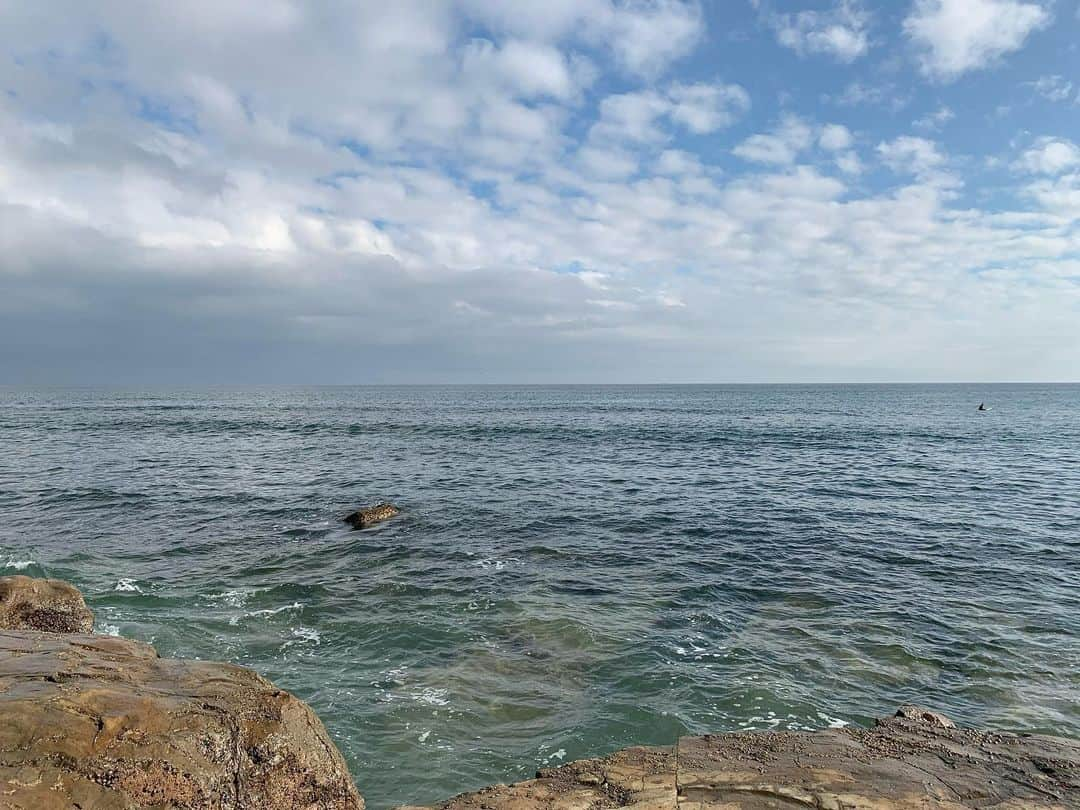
[1,384,1078,808]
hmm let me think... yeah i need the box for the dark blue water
[1,385,1078,808]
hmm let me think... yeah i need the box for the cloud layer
[1,0,1078,382]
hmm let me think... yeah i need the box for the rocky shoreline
[0,576,362,810]
[2,575,1078,809]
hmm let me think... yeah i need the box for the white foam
[207,589,254,607]
[287,626,321,646]
[817,712,849,728]
[3,558,35,570]
[229,601,303,626]
[739,715,783,730]
[415,687,450,707]
[474,558,522,572]
[541,748,567,765]
[114,578,142,593]
[418,730,431,743]
[100,624,121,636]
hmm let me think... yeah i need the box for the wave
[3,558,36,570]
[228,601,303,626]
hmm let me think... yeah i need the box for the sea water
[1,384,1078,808]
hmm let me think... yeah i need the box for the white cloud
[1027,75,1075,102]
[654,149,704,176]
[812,127,863,175]
[877,136,957,187]
[604,0,704,76]
[591,91,672,143]
[668,82,751,134]
[461,39,580,100]
[831,81,912,112]
[734,116,815,165]
[1015,138,1080,175]
[835,151,863,175]
[819,124,854,151]
[1025,172,1080,220]
[904,0,1051,81]
[577,145,641,179]
[913,106,956,130]
[771,1,871,62]
[590,81,749,144]
[462,0,704,76]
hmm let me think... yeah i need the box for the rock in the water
[0,630,364,809]
[396,707,1080,809]
[0,574,94,633]
[345,502,400,529]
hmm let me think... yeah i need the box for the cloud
[818,125,862,175]
[589,80,749,144]
[603,0,704,76]
[464,0,704,76]
[771,1,871,62]
[904,0,1051,81]
[819,124,854,151]
[733,116,815,165]
[461,39,581,101]
[653,149,703,176]
[1027,75,1075,103]
[0,1,1079,383]
[576,145,641,178]
[1015,138,1080,175]
[1024,173,1080,221]
[831,80,912,112]
[913,106,956,131]
[668,82,751,133]
[590,91,672,143]
[877,136,958,187]
[834,151,864,175]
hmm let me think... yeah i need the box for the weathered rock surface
[0,596,363,809]
[396,706,1080,809]
[0,575,94,633]
[345,502,400,529]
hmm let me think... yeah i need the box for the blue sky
[1,0,1078,382]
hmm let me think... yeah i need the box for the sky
[1,0,1078,384]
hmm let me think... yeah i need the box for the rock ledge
[0,576,363,810]
[396,705,1080,809]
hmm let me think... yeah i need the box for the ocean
[1,384,1077,808]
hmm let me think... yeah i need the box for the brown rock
[0,574,94,633]
[396,708,1080,809]
[893,703,958,728]
[345,502,400,529]
[0,629,364,809]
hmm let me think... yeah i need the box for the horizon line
[2,381,1079,388]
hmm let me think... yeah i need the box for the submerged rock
[0,579,364,809]
[0,574,94,633]
[345,502,400,529]
[395,707,1080,809]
